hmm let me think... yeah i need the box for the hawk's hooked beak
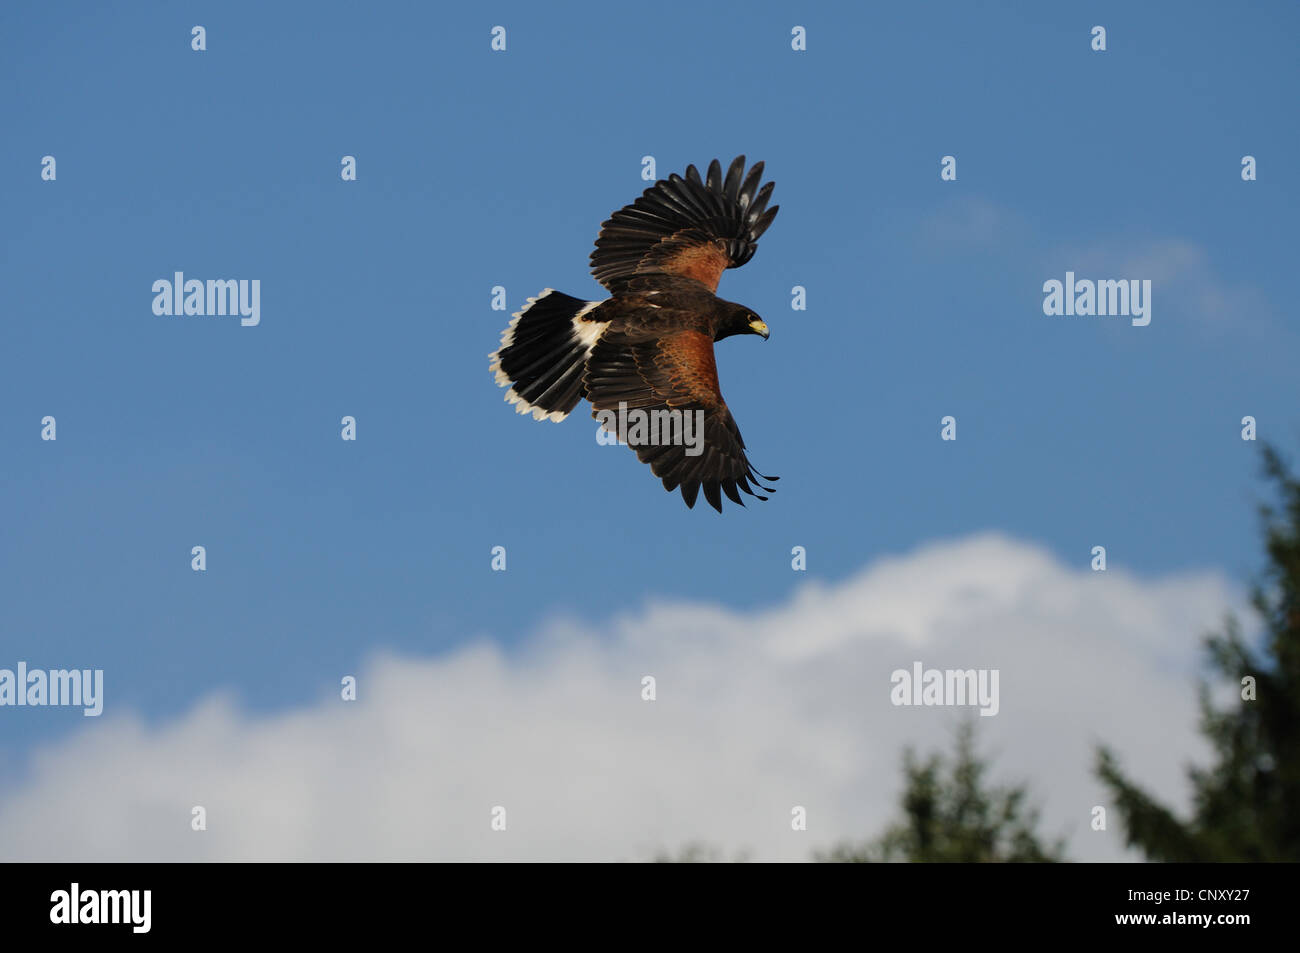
[749,319,770,340]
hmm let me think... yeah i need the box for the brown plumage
[489,156,780,512]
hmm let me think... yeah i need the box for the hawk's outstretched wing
[583,327,777,512]
[590,156,778,294]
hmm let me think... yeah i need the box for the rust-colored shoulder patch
[589,157,778,298]
[651,240,730,293]
[657,330,723,407]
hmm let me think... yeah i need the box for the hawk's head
[715,302,769,342]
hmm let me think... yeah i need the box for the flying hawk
[489,156,780,512]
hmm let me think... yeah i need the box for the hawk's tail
[489,289,608,422]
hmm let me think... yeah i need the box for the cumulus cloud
[0,534,1239,861]
[917,196,1029,247]
[1056,237,1273,334]
[920,196,1278,343]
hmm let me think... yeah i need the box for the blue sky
[1,0,1296,825]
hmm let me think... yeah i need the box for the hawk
[489,156,780,512]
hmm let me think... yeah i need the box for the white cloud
[920,197,1278,343]
[1058,237,1272,334]
[918,196,1028,247]
[0,534,1240,861]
